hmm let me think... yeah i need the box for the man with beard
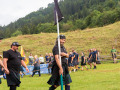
[3,42,29,90]
[47,35,72,90]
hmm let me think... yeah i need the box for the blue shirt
[75,53,79,60]
[72,52,78,61]
[92,51,97,59]
[89,52,92,58]
[45,55,49,62]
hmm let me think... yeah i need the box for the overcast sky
[0,0,55,26]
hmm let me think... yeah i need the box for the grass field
[1,63,120,90]
[0,21,120,56]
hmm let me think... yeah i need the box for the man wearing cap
[47,35,72,90]
[3,42,29,90]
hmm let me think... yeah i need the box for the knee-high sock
[10,85,16,90]
[38,71,41,76]
[65,85,70,90]
[32,72,36,77]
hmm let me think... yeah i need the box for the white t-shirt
[39,57,44,63]
[29,56,34,61]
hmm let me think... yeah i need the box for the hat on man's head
[0,37,3,40]
[59,35,66,39]
[11,42,21,46]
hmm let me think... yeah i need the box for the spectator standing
[31,55,41,77]
[39,55,44,64]
[111,46,117,63]
[48,53,54,74]
[45,53,49,63]
[28,53,34,65]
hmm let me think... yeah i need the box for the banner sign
[22,64,50,75]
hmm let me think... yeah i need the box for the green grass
[1,63,120,90]
[0,21,120,56]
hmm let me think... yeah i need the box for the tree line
[0,0,120,38]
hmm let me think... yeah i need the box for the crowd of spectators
[27,48,101,74]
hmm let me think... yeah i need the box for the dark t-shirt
[53,45,67,64]
[3,49,22,73]
[89,52,92,58]
[68,54,73,64]
[72,52,78,61]
[92,51,97,59]
[75,53,79,60]
[81,56,85,63]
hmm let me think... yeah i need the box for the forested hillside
[0,0,120,38]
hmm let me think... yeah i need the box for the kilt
[47,62,72,85]
[92,58,96,62]
[68,63,73,67]
[73,60,78,66]
[33,66,40,72]
[81,62,86,66]
[88,59,92,63]
[6,70,21,86]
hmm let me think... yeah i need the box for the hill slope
[0,21,120,56]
